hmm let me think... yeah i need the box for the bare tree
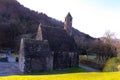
[91,31,117,63]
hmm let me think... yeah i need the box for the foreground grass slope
[0,72,120,80]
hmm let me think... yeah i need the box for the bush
[103,57,120,72]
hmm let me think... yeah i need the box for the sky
[16,0,120,38]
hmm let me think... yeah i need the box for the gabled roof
[40,25,77,52]
[22,38,52,57]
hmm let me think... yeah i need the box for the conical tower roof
[65,12,72,19]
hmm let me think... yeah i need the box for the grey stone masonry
[64,12,73,36]
[19,13,79,73]
[19,38,53,73]
[36,23,43,40]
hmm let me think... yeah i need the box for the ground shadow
[25,67,90,75]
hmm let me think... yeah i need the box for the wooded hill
[0,0,94,50]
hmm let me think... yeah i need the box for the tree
[102,31,117,58]
[91,31,117,63]
[102,30,116,46]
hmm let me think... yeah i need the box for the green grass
[79,55,96,60]
[25,67,89,75]
[1,72,120,80]
[0,53,18,58]
[12,54,18,58]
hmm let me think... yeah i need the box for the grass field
[0,72,120,80]
[25,67,89,75]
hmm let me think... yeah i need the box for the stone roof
[41,26,77,52]
[23,38,52,57]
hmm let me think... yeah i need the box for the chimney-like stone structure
[36,23,43,40]
[19,38,25,72]
[64,12,73,36]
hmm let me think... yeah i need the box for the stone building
[19,38,53,72]
[19,13,79,73]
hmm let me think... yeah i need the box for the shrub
[103,57,120,72]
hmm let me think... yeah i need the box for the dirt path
[0,62,22,76]
[79,64,101,72]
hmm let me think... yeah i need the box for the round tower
[64,12,73,36]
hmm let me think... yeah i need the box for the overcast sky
[17,0,120,38]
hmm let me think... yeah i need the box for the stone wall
[53,51,78,69]
[69,52,79,67]
[19,38,53,73]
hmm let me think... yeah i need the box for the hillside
[0,0,95,50]
[73,29,95,47]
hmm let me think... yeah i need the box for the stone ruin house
[19,13,79,73]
